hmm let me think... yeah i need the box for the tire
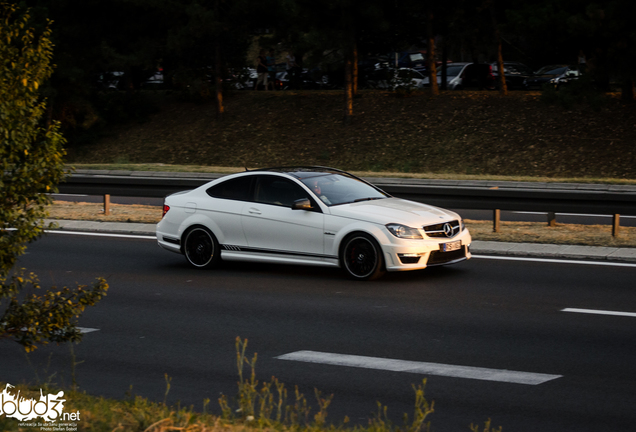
[340,233,385,281]
[183,227,221,269]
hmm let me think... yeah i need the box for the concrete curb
[45,220,636,264]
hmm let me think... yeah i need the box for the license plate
[440,241,461,252]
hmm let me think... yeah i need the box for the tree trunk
[215,39,224,118]
[344,51,353,123]
[215,0,224,118]
[490,1,507,95]
[441,35,448,91]
[426,4,439,96]
[352,42,358,96]
[343,4,354,123]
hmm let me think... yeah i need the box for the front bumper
[382,229,472,272]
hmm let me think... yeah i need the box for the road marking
[78,327,100,334]
[44,230,156,240]
[472,255,636,268]
[276,351,561,385]
[562,308,636,318]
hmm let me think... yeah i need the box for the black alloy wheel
[183,227,220,269]
[341,233,385,280]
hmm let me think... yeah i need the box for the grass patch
[48,200,162,224]
[65,90,636,180]
[466,219,636,248]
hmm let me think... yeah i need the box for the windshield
[536,65,567,76]
[445,65,465,77]
[300,174,389,206]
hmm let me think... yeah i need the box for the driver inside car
[312,180,332,205]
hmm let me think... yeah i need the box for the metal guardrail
[59,172,636,235]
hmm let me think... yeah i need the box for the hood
[328,198,460,226]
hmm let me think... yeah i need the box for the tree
[0,3,108,352]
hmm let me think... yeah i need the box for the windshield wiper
[353,197,384,203]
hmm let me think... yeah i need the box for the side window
[254,176,310,208]
[206,176,253,201]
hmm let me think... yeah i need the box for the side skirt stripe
[221,244,337,260]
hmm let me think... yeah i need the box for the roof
[249,166,361,180]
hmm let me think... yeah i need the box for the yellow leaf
[22,78,27,86]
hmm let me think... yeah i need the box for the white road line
[472,255,636,268]
[562,308,636,318]
[44,230,156,240]
[77,327,100,334]
[276,351,561,385]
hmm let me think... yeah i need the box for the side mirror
[292,198,313,210]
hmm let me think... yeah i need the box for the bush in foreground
[1,338,502,431]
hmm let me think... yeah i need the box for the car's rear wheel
[340,233,385,280]
[183,227,220,269]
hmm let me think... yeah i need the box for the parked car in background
[366,68,426,90]
[490,62,534,89]
[396,51,427,71]
[548,68,581,89]
[423,62,496,90]
[227,67,257,90]
[523,65,578,89]
[274,69,326,90]
[157,166,471,280]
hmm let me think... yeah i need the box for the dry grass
[48,200,162,224]
[47,200,636,248]
[465,219,636,248]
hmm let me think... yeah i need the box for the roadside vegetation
[0,338,502,432]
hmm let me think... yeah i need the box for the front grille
[423,220,461,238]
[426,246,467,266]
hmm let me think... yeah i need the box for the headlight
[386,223,423,239]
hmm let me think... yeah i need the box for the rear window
[206,176,253,201]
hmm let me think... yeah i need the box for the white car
[156,167,471,280]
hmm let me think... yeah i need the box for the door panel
[241,176,324,257]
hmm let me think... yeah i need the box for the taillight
[162,204,170,218]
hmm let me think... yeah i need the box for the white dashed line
[276,351,561,385]
[562,308,636,318]
[77,327,100,334]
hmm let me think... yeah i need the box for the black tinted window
[207,176,252,201]
[255,176,310,207]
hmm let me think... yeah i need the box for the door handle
[248,208,261,215]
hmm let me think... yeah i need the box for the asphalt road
[2,233,636,432]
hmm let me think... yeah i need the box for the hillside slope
[68,90,636,179]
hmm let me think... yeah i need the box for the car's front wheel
[340,233,385,280]
[183,227,221,269]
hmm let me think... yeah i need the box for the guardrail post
[493,209,501,233]
[103,194,111,216]
[613,214,620,237]
[547,212,556,227]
